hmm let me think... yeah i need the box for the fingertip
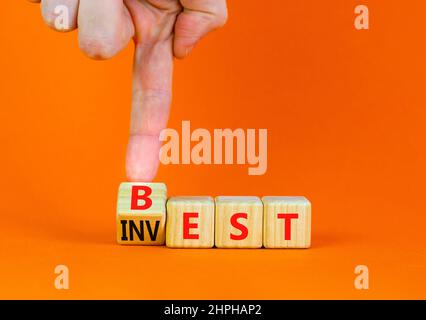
[126,170,157,183]
[174,44,194,59]
[125,135,161,182]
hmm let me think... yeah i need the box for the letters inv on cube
[117,183,311,248]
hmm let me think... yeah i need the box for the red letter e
[183,212,199,240]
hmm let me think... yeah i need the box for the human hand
[27,0,228,181]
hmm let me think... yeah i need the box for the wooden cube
[262,196,311,248]
[116,182,167,245]
[215,196,263,248]
[166,196,215,248]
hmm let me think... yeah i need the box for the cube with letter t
[215,196,263,248]
[262,196,311,248]
[166,196,215,248]
[116,182,167,245]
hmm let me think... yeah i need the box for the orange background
[0,0,425,299]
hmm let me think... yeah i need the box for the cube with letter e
[116,182,167,245]
[215,196,263,248]
[166,196,215,248]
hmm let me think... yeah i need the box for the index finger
[125,39,174,181]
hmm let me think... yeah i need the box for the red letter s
[230,213,248,240]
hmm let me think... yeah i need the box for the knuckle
[41,8,57,29]
[41,5,75,32]
[79,36,118,60]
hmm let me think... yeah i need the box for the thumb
[174,0,228,59]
